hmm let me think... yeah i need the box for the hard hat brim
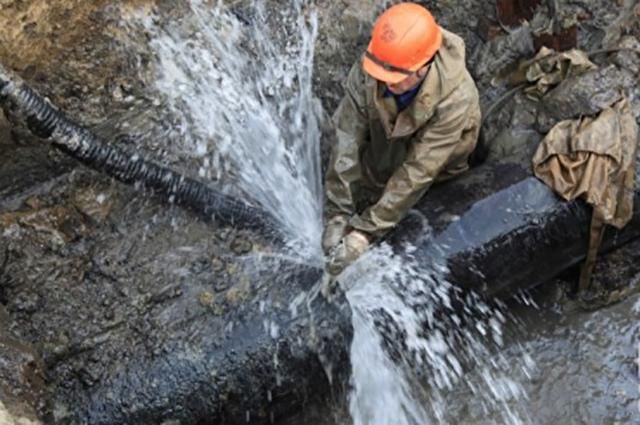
[361,28,442,84]
[361,53,410,84]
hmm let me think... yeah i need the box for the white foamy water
[138,1,533,423]
[140,0,323,258]
[342,245,533,425]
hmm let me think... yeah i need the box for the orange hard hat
[362,3,442,84]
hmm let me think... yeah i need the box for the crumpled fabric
[509,46,597,98]
[532,97,639,290]
[532,97,638,228]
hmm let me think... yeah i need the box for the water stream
[137,1,533,423]
[138,0,324,258]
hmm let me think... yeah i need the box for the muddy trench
[1,0,640,424]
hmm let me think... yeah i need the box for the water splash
[342,245,534,425]
[140,0,324,257]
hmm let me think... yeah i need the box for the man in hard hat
[323,2,481,276]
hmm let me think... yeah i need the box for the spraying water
[343,245,533,424]
[139,0,324,258]
[135,1,533,423]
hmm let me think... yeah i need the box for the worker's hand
[322,215,349,254]
[326,230,370,277]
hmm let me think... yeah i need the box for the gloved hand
[326,230,370,277]
[322,215,349,254]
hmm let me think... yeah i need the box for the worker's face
[385,65,429,95]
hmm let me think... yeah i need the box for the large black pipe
[392,156,640,298]
[0,65,282,239]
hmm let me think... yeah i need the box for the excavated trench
[1,0,640,424]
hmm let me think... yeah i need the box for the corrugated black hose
[0,65,284,241]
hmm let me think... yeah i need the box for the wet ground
[0,140,274,422]
[1,0,640,424]
[282,244,640,424]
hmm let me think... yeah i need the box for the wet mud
[1,0,640,424]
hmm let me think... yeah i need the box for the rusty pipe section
[0,65,283,239]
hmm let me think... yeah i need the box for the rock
[472,25,535,91]
[338,0,378,43]
[611,36,640,76]
[230,236,252,255]
[210,257,225,272]
[198,290,215,308]
[0,205,89,247]
[0,400,42,425]
[537,65,635,132]
[71,187,114,224]
[0,327,47,425]
[225,275,251,306]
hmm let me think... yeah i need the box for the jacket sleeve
[349,100,469,237]
[324,63,370,217]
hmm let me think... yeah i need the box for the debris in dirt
[476,15,504,42]
[0,327,47,423]
[148,283,183,304]
[225,275,251,306]
[610,36,640,75]
[210,256,225,273]
[0,205,89,247]
[230,236,253,255]
[71,187,114,224]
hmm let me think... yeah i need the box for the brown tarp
[533,98,639,289]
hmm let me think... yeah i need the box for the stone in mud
[0,400,42,425]
[472,26,535,92]
[70,187,114,224]
[0,327,47,425]
[537,65,637,133]
[610,36,640,76]
[0,205,89,247]
[210,257,225,273]
[230,236,252,255]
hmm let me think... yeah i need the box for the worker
[323,2,481,276]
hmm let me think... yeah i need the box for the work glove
[326,230,370,277]
[322,215,349,254]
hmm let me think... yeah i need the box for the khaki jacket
[325,29,481,238]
